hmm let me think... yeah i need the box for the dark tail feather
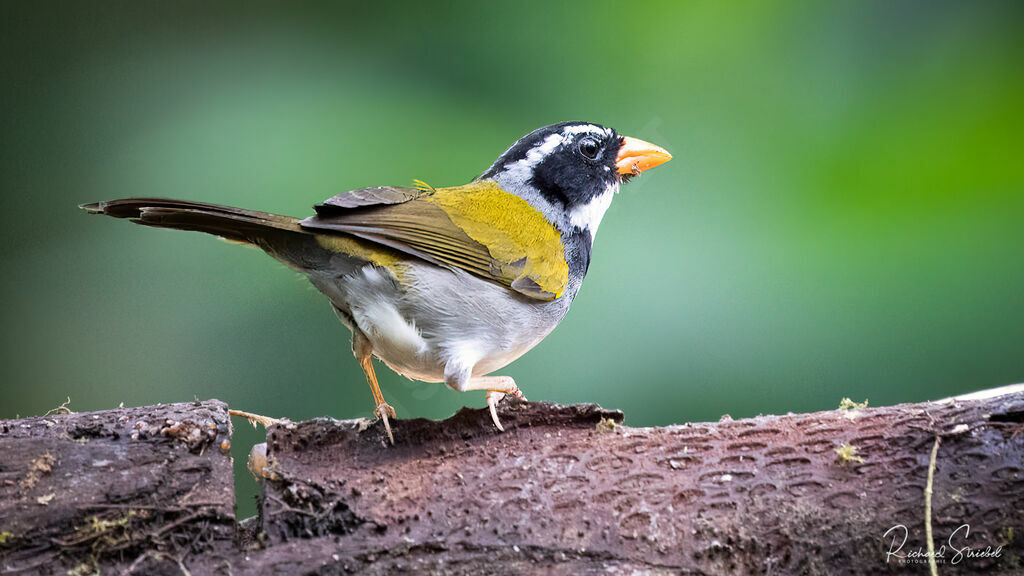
[79,197,340,271]
[80,198,303,244]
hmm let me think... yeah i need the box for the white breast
[315,261,573,386]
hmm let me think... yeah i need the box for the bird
[81,121,671,444]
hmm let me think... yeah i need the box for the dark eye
[578,137,599,159]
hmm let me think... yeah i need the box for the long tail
[81,197,302,242]
[80,198,324,268]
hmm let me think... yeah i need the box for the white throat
[568,183,618,235]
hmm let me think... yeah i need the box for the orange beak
[615,136,672,175]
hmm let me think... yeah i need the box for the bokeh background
[2,1,1022,518]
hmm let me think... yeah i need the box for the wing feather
[315,186,422,211]
[301,182,568,300]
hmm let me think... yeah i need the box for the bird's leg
[352,331,396,444]
[458,376,526,432]
[360,356,396,444]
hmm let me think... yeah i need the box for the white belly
[309,261,573,385]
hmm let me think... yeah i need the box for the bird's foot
[374,402,397,445]
[486,385,526,432]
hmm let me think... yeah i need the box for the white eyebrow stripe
[561,124,611,138]
[491,132,564,188]
[481,132,563,179]
[535,133,565,155]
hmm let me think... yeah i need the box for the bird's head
[479,121,671,236]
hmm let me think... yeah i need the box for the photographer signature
[883,524,1003,565]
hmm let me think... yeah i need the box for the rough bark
[2,388,1023,575]
[0,401,235,575]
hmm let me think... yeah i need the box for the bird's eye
[578,137,599,159]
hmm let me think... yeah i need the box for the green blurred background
[2,1,1022,518]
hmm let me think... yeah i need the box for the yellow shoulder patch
[430,181,568,299]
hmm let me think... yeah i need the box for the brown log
[2,388,1023,575]
[256,388,1024,575]
[0,401,236,575]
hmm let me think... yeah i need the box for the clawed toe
[486,391,506,432]
[374,402,397,445]
[486,389,527,432]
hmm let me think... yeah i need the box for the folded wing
[301,182,568,301]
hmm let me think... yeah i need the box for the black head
[480,121,625,210]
